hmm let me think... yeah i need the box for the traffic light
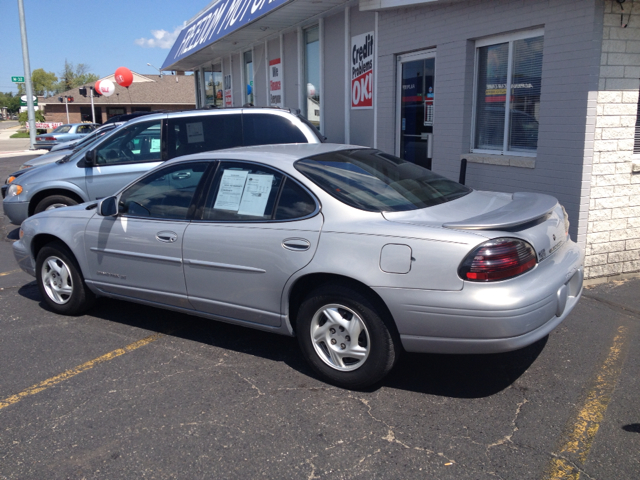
[58,96,63,103]
[67,96,74,103]
[79,87,87,97]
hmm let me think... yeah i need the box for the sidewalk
[0,126,46,158]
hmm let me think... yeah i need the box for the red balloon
[114,67,133,88]
[94,80,102,95]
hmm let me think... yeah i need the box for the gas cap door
[380,244,412,274]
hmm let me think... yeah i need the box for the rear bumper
[2,198,29,225]
[374,240,583,354]
[33,142,54,150]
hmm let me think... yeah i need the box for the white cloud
[135,24,184,49]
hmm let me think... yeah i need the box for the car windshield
[295,149,471,212]
[52,125,71,133]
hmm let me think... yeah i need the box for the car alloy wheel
[41,255,74,304]
[310,303,370,371]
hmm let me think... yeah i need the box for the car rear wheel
[297,284,399,389]
[36,242,95,315]
[34,195,78,214]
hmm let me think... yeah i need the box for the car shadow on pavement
[19,287,546,398]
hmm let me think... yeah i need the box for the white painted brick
[597,90,622,103]
[594,128,603,140]
[615,184,640,195]
[594,194,627,208]
[592,163,617,175]
[596,116,621,128]
[604,39,628,52]
[585,253,608,266]
[603,103,637,116]
[609,250,640,262]
[612,206,640,218]
[594,139,620,151]
[623,260,640,273]
[587,231,612,244]
[616,163,633,174]
[586,262,623,278]
[589,208,613,221]
[594,174,632,186]
[622,90,640,103]
[620,115,637,127]
[629,216,640,227]
[597,104,605,115]
[599,150,631,162]
[630,194,640,205]
[591,185,615,198]
[601,65,625,77]
[590,240,625,254]
[611,227,640,241]
[589,218,628,233]
[601,127,634,139]
[608,78,640,91]
[626,238,640,249]
[618,138,635,151]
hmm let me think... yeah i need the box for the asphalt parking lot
[1,154,639,479]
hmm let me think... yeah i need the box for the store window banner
[162,0,291,69]
[351,32,374,109]
[269,59,282,107]
[224,74,233,107]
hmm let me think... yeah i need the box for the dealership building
[162,0,640,281]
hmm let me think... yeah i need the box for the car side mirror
[98,196,118,216]
[84,149,95,167]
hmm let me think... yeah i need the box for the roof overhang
[162,0,352,72]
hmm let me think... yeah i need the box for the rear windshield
[295,149,470,212]
[52,125,71,133]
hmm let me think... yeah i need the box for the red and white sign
[269,58,282,108]
[224,74,233,108]
[27,122,63,130]
[351,32,374,109]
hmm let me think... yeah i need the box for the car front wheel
[34,195,78,214]
[36,242,95,315]
[297,284,399,389]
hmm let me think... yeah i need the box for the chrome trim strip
[184,259,266,273]
[89,247,182,264]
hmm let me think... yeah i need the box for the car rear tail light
[458,238,537,282]
[43,136,55,141]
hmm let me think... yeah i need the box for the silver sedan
[13,144,584,388]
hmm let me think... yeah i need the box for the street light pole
[64,96,69,123]
[17,0,36,149]
[147,63,163,77]
[90,87,95,123]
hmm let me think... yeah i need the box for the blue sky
[0,0,207,94]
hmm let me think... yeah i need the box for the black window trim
[115,160,216,222]
[191,159,321,224]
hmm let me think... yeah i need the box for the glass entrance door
[397,51,435,168]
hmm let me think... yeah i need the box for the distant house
[41,71,195,124]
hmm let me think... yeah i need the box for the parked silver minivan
[3,108,324,225]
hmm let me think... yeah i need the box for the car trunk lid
[383,191,568,262]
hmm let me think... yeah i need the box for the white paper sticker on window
[213,170,249,211]
[186,122,205,143]
[238,174,274,216]
[151,138,161,152]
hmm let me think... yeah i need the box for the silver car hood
[382,191,557,229]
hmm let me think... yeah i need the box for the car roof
[164,143,368,168]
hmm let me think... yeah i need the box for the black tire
[297,284,399,389]
[36,242,95,315]
[34,195,78,214]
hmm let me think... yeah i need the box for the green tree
[0,92,21,113]
[18,110,46,125]
[31,69,58,96]
[54,60,99,93]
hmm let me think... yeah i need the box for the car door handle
[156,231,178,243]
[282,238,311,251]
[172,171,191,180]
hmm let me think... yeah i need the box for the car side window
[167,114,242,159]
[94,120,161,166]
[274,178,317,220]
[242,114,308,146]
[203,162,284,221]
[118,162,208,220]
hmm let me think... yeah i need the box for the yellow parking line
[544,325,630,479]
[0,269,21,277]
[0,332,166,411]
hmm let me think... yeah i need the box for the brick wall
[586,0,640,278]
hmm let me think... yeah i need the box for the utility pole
[17,0,36,149]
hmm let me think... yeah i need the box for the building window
[204,64,223,107]
[244,51,254,105]
[304,25,320,127]
[473,30,543,155]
